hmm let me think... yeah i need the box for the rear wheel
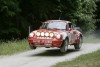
[60,38,69,53]
[74,36,82,49]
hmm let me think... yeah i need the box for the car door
[68,23,76,44]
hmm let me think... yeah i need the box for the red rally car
[28,20,83,53]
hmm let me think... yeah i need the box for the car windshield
[42,22,66,30]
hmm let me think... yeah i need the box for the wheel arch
[61,36,69,47]
[80,34,82,38]
[80,34,83,39]
[79,33,83,43]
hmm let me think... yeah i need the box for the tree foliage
[95,0,100,29]
[0,0,99,39]
[0,0,21,39]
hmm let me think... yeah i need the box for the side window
[69,23,74,30]
[69,23,72,28]
[72,25,75,30]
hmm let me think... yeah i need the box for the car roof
[43,20,71,24]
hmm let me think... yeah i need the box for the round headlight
[45,32,49,37]
[56,34,61,39]
[29,33,34,37]
[41,32,44,36]
[36,32,40,36]
[50,33,54,37]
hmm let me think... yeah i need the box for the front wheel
[74,36,82,49]
[29,44,36,49]
[60,38,69,53]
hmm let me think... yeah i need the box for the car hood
[35,29,66,34]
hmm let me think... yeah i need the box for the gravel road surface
[0,43,100,67]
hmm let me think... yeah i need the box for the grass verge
[0,39,30,55]
[52,50,100,67]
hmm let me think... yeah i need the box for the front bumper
[28,37,63,47]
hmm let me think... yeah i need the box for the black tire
[60,38,69,53]
[74,36,82,49]
[29,45,36,49]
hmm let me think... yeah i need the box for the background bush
[0,0,100,40]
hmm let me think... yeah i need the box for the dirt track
[0,43,100,67]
